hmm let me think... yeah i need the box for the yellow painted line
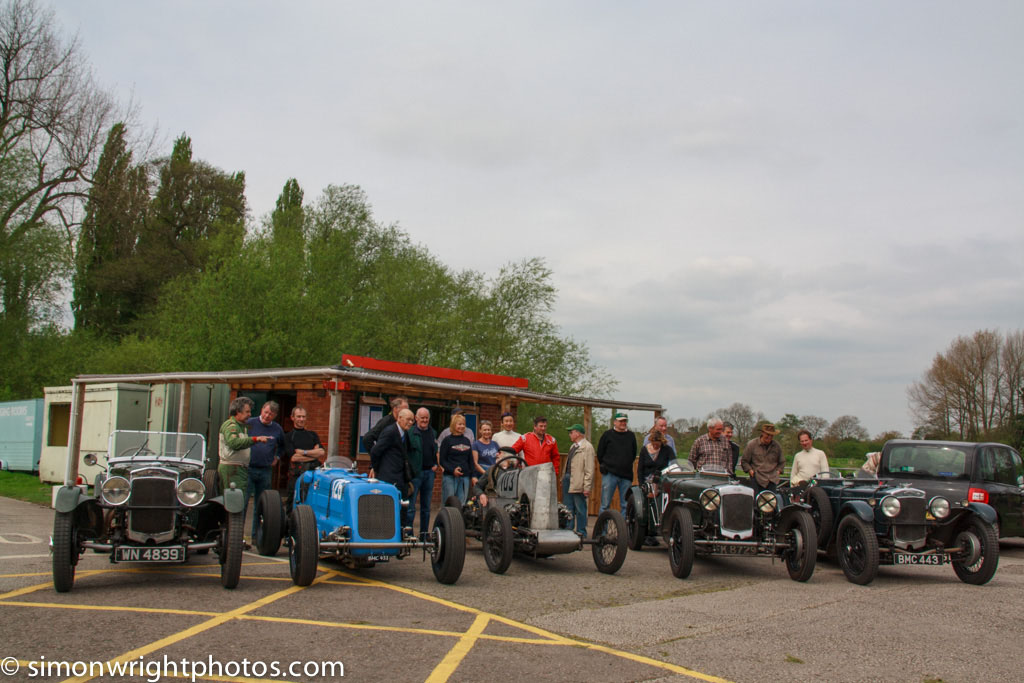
[0,574,100,600]
[0,600,217,616]
[425,613,490,683]
[0,571,54,578]
[61,569,338,683]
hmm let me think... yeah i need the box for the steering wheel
[493,454,527,470]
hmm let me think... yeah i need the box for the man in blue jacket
[247,400,284,536]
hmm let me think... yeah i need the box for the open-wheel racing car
[806,441,1000,586]
[254,456,465,586]
[655,460,817,581]
[451,456,628,574]
[51,430,246,591]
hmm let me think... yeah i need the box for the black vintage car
[51,430,246,591]
[806,441,1002,585]
[654,460,817,581]
[452,457,628,575]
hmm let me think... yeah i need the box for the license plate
[114,546,185,563]
[893,552,946,566]
[365,554,391,562]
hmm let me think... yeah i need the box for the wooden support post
[583,405,592,440]
[64,381,86,486]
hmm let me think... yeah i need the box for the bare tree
[0,0,119,329]
[713,402,765,444]
[800,415,829,440]
[824,415,869,442]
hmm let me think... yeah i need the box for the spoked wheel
[625,494,645,551]
[836,515,878,585]
[806,486,833,550]
[667,506,695,579]
[431,506,466,584]
[288,504,319,586]
[481,505,513,574]
[591,509,628,574]
[952,517,999,585]
[220,511,244,589]
[781,511,817,582]
[255,489,284,556]
[52,511,79,593]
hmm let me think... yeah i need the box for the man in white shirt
[790,430,830,486]
[492,411,521,450]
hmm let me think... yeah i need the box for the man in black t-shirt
[283,405,325,506]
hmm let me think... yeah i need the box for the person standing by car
[217,396,272,499]
[363,396,409,454]
[282,405,325,508]
[563,424,595,535]
[741,423,786,493]
[439,414,474,504]
[689,417,732,471]
[408,407,439,535]
[642,416,676,450]
[638,430,675,546]
[597,413,637,514]
[723,421,741,474]
[370,408,415,492]
[511,415,560,472]
[247,401,285,536]
[492,411,520,450]
[789,429,830,487]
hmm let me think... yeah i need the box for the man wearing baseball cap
[562,423,595,535]
[597,412,637,514]
[740,423,786,493]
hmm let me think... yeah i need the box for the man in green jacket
[218,396,272,495]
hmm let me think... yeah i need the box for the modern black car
[51,430,245,591]
[656,460,817,582]
[806,441,1002,585]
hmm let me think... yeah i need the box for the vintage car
[452,456,628,574]
[655,460,817,581]
[254,456,465,586]
[807,442,1002,585]
[51,430,245,591]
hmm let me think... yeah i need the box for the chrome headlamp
[756,490,778,513]
[928,496,950,519]
[700,489,721,511]
[100,476,131,505]
[880,495,901,517]
[176,478,205,507]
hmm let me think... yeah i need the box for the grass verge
[0,471,53,506]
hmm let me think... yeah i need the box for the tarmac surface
[2,494,1023,682]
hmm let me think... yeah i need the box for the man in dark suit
[370,408,415,491]
[363,396,409,454]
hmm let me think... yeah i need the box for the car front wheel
[781,511,817,582]
[289,504,319,586]
[952,516,999,585]
[220,511,244,589]
[836,515,878,585]
[431,506,466,584]
[667,506,695,579]
[625,494,645,551]
[806,486,833,550]
[255,489,284,556]
[481,505,513,574]
[591,509,628,574]
[52,511,78,593]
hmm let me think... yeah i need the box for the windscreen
[886,445,968,479]
[110,430,206,463]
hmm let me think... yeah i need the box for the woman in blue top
[439,414,473,504]
[472,420,500,489]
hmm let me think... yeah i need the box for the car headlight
[101,476,131,505]
[700,489,721,511]
[177,478,205,507]
[929,496,950,519]
[880,495,901,517]
[756,490,778,513]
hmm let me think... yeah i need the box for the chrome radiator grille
[129,477,176,535]
[720,493,754,534]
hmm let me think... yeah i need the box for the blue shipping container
[0,399,44,472]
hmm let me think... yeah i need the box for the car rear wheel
[255,489,284,556]
[220,511,244,589]
[592,509,628,574]
[481,505,513,574]
[52,511,78,593]
[288,504,319,587]
[431,506,466,584]
[836,515,878,585]
[781,511,817,582]
[667,506,695,579]
[445,495,462,509]
[625,494,645,551]
[952,516,999,585]
[806,486,833,550]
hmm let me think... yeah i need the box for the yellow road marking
[425,613,490,683]
[0,600,217,616]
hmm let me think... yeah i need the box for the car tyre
[836,515,878,585]
[481,505,513,574]
[591,509,628,574]
[52,511,78,593]
[203,469,221,498]
[289,504,319,587]
[781,511,817,582]
[806,485,833,550]
[667,506,695,579]
[220,511,244,589]
[431,506,466,584]
[952,516,999,585]
[255,489,284,556]
[445,495,462,509]
[625,494,645,552]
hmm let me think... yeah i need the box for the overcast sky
[53,1,1023,437]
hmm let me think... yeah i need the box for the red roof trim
[340,354,529,389]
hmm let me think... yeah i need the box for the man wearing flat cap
[740,423,786,493]
[562,424,595,535]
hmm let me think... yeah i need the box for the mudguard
[839,499,874,524]
[660,499,698,535]
[222,486,246,514]
[966,501,997,526]
[53,485,86,514]
[627,486,645,526]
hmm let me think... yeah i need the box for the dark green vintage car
[51,430,245,592]
[649,460,817,581]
